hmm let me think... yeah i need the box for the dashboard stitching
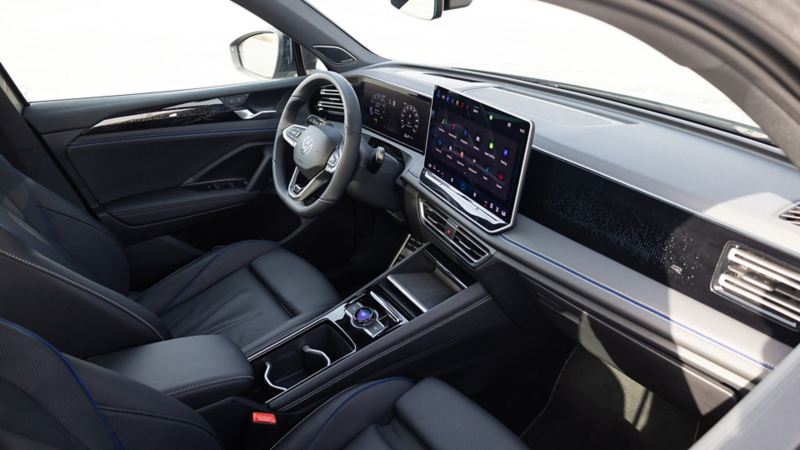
[500,235,776,371]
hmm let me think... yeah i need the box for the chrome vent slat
[779,204,800,225]
[728,247,800,290]
[419,200,490,265]
[316,85,344,116]
[452,231,489,263]
[714,242,800,329]
[720,275,800,316]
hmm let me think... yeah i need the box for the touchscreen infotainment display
[422,86,533,232]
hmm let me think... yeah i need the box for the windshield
[307,0,760,130]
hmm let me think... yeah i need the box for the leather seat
[0,154,339,358]
[0,319,528,450]
[274,377,528,450]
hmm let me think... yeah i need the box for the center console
[249,243,474,405]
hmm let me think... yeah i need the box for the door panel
[66,122,272,204]
[22,78,304,285]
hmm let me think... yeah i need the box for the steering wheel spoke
[287,167,330,201]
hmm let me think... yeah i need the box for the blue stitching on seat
[500,234,775,371]
[301,377,414,450]
[0,319,125,449]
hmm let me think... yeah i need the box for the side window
[0,0,323,102]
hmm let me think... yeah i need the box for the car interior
[2,0,800,449]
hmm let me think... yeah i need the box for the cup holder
[255,321,354,401]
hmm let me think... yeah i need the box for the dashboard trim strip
[500,234,776,371]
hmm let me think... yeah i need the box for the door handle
[233,108,276,120]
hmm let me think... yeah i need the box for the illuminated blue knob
[354,307,376,326]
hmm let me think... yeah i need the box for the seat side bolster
[0,244,169,358]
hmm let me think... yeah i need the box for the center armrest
[90,335,254,409]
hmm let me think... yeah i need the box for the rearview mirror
[230,31,296,79]
[391,0,472,20]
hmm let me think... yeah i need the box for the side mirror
[230,31,296,79]
[391,0,472,20]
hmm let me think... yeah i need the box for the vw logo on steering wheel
[301,136,314,155]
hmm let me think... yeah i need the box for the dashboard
[313,67,800,386]
[339,79,534,233]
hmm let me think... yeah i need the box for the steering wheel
[273,72,362,217]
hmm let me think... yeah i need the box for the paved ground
[0,0,754,126]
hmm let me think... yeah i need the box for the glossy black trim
[520,150,800,345]
[82,98,243,136]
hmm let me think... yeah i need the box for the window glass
[307,0,758,128]
[0,0,290,101]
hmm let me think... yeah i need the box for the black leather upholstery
[0,154,340,358]
[0,320,526,450]
[137,241,340,357]
[0,319,221,450]
[274,377,528,450]
[89,335,254,409]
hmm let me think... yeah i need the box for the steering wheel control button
[326,147,342,172]
[354,307,376,326]
[282,125,307,146]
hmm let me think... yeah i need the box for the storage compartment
[379,244,472,317]
[254,321,354,402]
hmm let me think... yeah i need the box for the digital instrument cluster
[359,79,431,153]
[421,86,534,233]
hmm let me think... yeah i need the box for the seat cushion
[137,240,340,357]
[274,377,527,450]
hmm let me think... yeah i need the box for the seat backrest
[0,154,170,357]
[0,154,129,292]
[0,319,221,450]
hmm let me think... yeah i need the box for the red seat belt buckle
[252,412,277,425]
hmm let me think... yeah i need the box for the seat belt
[0,63,42,157]
[0,62,88,208]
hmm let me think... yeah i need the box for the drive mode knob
[353,307,376,327]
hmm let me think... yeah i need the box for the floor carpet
[521,348,699,450]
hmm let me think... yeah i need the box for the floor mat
[522,348,699,450]
[469,338,574,434]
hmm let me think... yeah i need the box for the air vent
[779,203,800,226]
[713,242,800,329]
[314,85,344,117]
[420,200,490,265]
[452,230,489,263]
[391,235,425,267]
